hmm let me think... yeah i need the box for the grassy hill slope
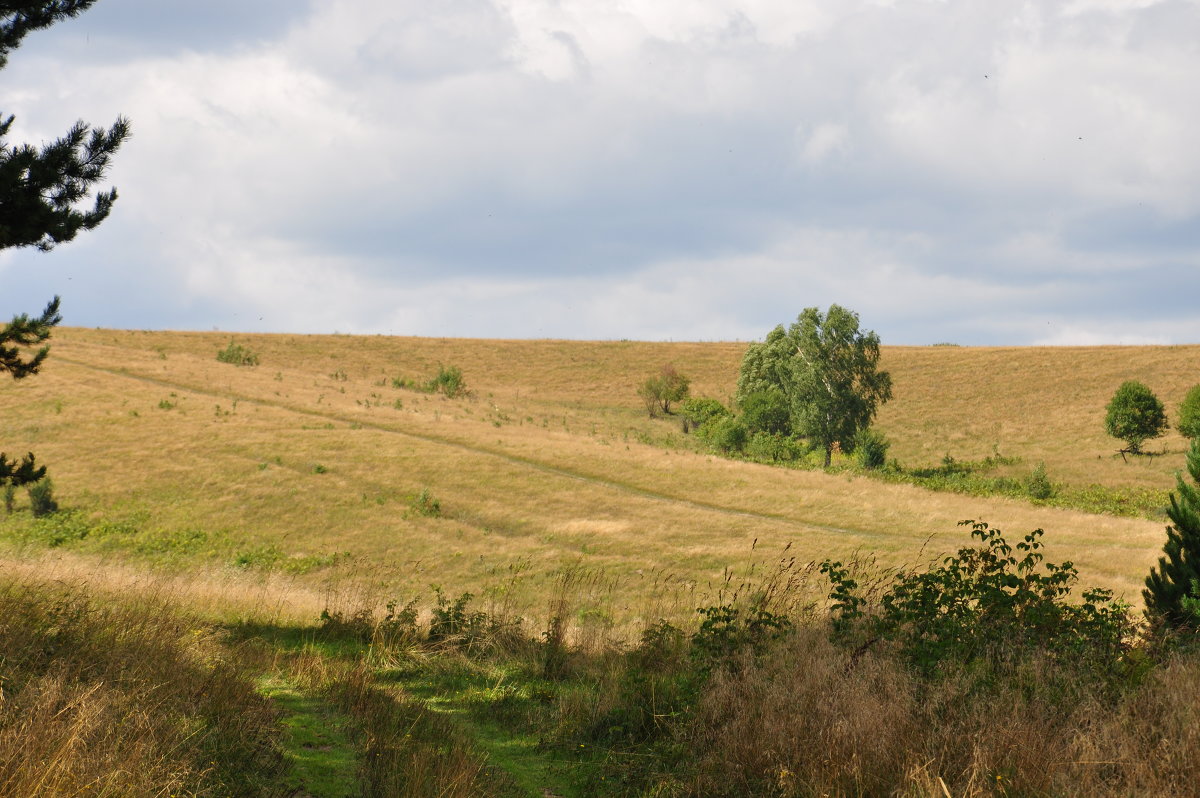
[3,328,1196,613]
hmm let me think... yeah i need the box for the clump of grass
[216,340,260,366]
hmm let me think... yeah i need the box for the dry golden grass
[684,627,1200,797]
[2,329,1194,619]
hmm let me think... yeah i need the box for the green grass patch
[259,677,361,798]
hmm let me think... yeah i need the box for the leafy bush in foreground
[822,520,1133,675]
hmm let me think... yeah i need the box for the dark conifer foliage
[1144,439,1200,628]
[1,0,128,487]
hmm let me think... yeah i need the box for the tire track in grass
[57,357,872,541]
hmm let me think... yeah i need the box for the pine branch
[0,295,61,378]
[0,1,99,68]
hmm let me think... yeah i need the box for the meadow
[3,328,1200,796]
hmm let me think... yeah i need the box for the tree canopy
[1,0,129,486]
[1104,380,1167,455]
[736,305,892,467]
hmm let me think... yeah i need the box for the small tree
[1178,384,1200,441]
[1105,380,1167,454]
[1144,438,1200,628]
[637,364,690,417]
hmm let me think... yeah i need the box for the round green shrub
[1178,384,1200,440]
[738,388,791,435]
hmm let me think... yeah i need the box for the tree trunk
[823,445,832,468]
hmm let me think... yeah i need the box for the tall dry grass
[680,627,1200,797]
[0,578,283,797]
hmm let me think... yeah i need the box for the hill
[3,328,1195,611]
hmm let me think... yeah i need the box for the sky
[2,0,1199,344]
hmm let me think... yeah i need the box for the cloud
[3,0,1198,343]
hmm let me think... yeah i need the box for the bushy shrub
[428,590,497,648]
[697,416,747,453]
[678,397,730,431]
[1178,384,1200,440]
[409,488,441,517]
[744,431,804,462]
[854,427,890,470]
[738,388,791,435]
[27,478,57,517]
[1105,380,1167,453]
[822,521,1133,675]
[215,340,259,366]
[1027,461,1055,500]
[424,364,467,398]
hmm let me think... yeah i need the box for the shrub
[409,488,441,517]
[678,397,730,431]
[428,590,493,647]
[738,388,791,435]
[854,427,890,470]
[822,520,1133,676]
[27,478,57,517]
[424,364,467,398]
[215,340,259,366]
[1179,384,1200,440]
[637,364,690,416]
[1105,380,1167,454]
[3,482,14,513]
[692,603,792,671]
[1027,461,1055,500]
[744,431,804,462]
[697,416,747,454]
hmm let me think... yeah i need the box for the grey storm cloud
[2,0,1198,343]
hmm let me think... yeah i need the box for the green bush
[424,364,467,398]
[854,427,890,470]
[27,478,57,517]
[678,397,730,431]
[738,388,791,435]
[697,416,747,453]
[1027,461,1055,500]
[822,521,1133,676]
[1105,380,1167,453]
[409,488,441,517]
[1178,384,1200,440]
[744,431,804,462]
[215,340,259,366]
[428,590,492,647]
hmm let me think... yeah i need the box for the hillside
[2,328,1195,612]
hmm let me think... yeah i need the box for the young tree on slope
[1144,438,1200,629]
[0,0,129,486]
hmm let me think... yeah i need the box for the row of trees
[1105,381,1200,454]
[1,2,129,492]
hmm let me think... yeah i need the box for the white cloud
[4,0,1199,343]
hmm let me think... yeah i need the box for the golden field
[3,328,1198,618]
